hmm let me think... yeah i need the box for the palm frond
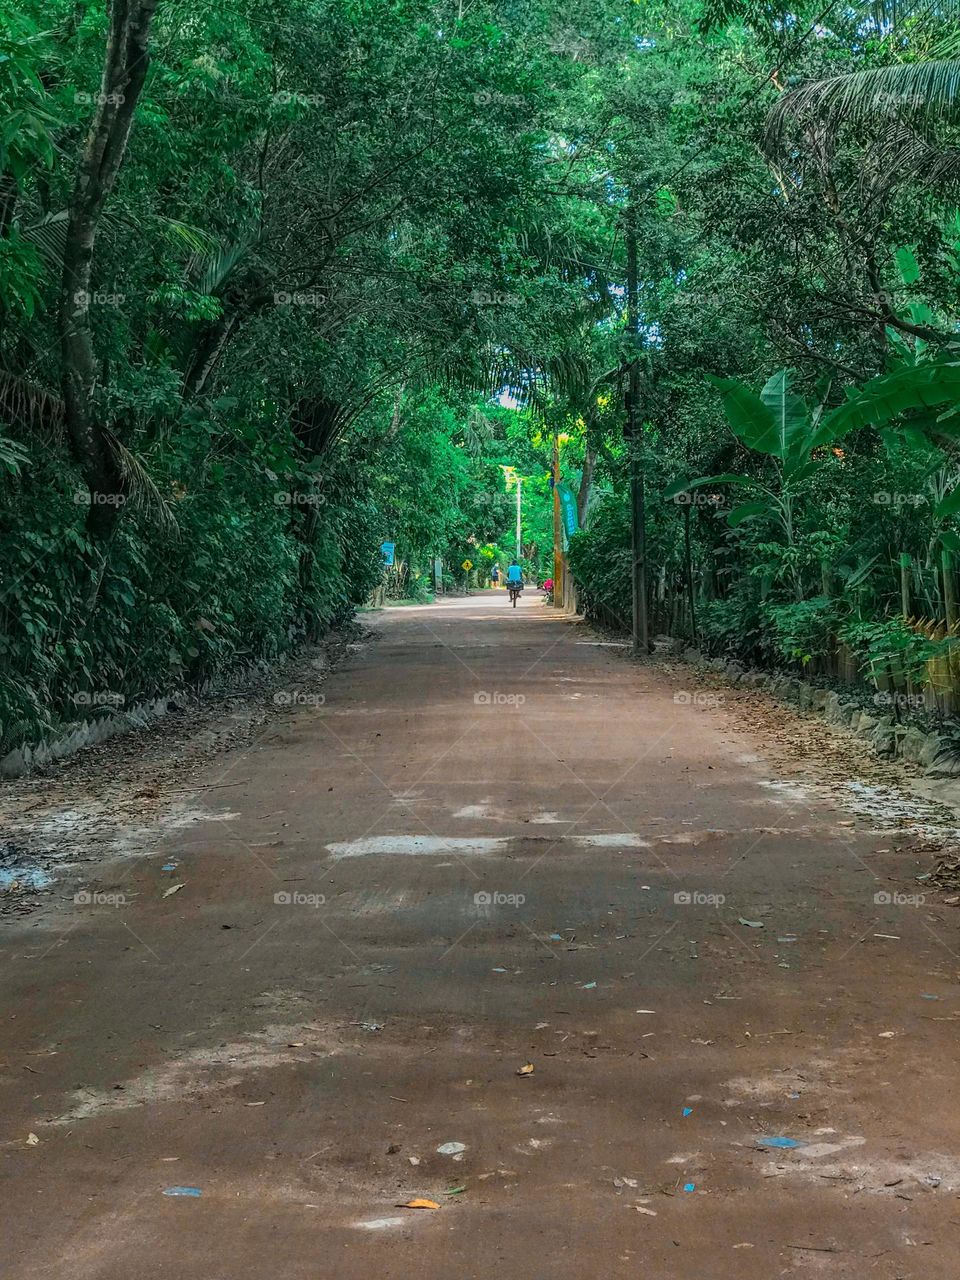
[105,431,179,534]
[858,119,960,200]
[22,210,216,271]
[186,228,261,296]
[0,369,64,435]
[766,60,960,151]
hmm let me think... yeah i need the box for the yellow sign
[461,559,473,571]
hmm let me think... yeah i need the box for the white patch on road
[354,1217,410,1231]
[51,1022,355,1123]
[161,807,242,829]
[574,834,652,848]
[326,836,508,857]
[325,832,655,857]
[453,802,497,819]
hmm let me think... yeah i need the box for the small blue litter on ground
[757,1136,800,1149]
[682,1182,696,1193]
[492,967,507,973]
[163,1186,201,1197]
[921,993,941,1000]
[549,933,562,941]
[161,863,178,872]
[682,1107,693,1117]
[788,1091,801,1099]
[582,981,597,989]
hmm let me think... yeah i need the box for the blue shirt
[506,565,523,582]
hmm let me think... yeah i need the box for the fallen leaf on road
[162,883,185,898]
[633,1205,657,1216]
[445,1186,466,1195]
[738,918,764,928]
[399,1199,439,1210]
[26,1133,39,1146]
[516,1063,534,1076]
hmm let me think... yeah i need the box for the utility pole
[516,475,522,560]
[625,200,649,656]
[553,430,562,608]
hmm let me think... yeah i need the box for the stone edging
[666,643,960,779]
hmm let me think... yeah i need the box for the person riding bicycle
[506,560,524,593]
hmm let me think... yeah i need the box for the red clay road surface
[2,592,959,1278]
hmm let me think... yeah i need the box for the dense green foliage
[7,0,960,754]
[561,0,960,690]
[0,0,603,751]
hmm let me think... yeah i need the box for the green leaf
[708,375,780,456]
[663,473,752,501]
[816,361,960,447]
[758,369,809,460]
[727,500,768,527]
[935,485,960,519]
[895,245,920,285]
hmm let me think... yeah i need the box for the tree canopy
[6,0,960,752]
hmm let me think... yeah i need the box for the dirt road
[2,592,959,1278]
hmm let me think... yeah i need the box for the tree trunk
[576,445,596,528]
[943,546,957,630]
[59,0,160,539]
[899,552,911,619]
[684,504,697,644]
